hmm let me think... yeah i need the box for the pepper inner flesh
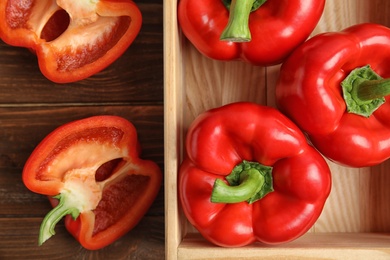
[92,174,150,236]
[95,158,124,182]
[40,9,70,41]
[93,158,152,235]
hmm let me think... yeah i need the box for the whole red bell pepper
[178,0,325,66]
[0,0,142,83]
[22,116,162,250]
[276,23,390,167]
[179,102,331,247]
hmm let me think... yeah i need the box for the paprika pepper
[276,23,390,167]
[22,116,162,250]
[0,0,142,83]
[178,0,325,66]
[179,102,331,247]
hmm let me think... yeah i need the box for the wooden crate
[164,0,390,259]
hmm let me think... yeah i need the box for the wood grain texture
[178,233,390,260]
[182,42,267,129]
[165,0,390,258]
[163,0,185,256]
[0,0,164,259]
[0,217,164,260]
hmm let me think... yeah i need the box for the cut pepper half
[0,0,142,83]
[22,115,162,250]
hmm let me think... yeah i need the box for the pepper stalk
[211,160,273,204]
[39,193,80,245]
[39,172,102,245]
[220,0,267,42]
[342,65,390,117]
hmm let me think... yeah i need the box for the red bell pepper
[22,116,162,250]
[0,0,142,83]
[179,102,331,247]
[276,23,390,167]
[178,0,325,66]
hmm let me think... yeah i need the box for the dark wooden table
[0,1,164,259]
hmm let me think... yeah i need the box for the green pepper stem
[342,65,388,117]
[211,160,273,204]
[39,194,80,246]
[220,0,254,42]
[211,168,264,203]
[356,78,390,101]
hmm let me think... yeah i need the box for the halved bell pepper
[276,23,390,167]
[22,115,162,250]
[179,102,331,247]
[178,0,325,66]
[0,0,142,83]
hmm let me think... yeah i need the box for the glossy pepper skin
[178,0,325,66]
[0,0,142,83]
[22,116,162,250]
[179,102,331,247]
[276,23,390,167]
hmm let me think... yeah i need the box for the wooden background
[0,0,164,259]
[165,0,390,259]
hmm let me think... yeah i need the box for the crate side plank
[178,233,390,260]
[164,0,185,257]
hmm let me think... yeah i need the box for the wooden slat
[163,0,184,257]
[178,233,390,260]
[0,216,164,259]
